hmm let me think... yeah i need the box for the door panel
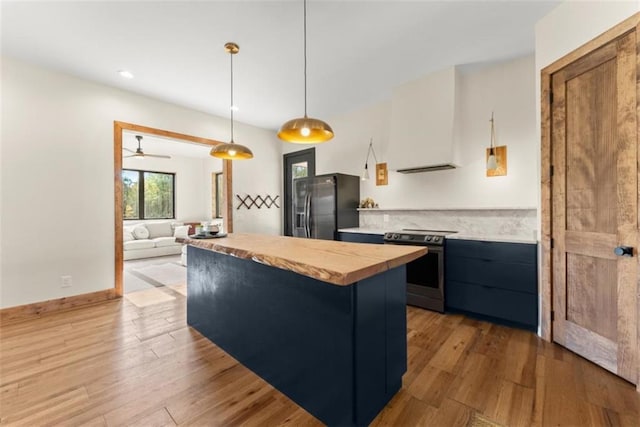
[292,179,309,238]
[566,253,617,341]
[566,58,617,234]
[551,31,638,383]
[284,148,315,236]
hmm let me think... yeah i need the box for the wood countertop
[178,233,427,286]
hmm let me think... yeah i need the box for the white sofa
[123,221,189,261]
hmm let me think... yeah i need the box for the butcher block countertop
[178,233,426,286]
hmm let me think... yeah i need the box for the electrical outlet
[383,214,389,223]
[61,275,72,288]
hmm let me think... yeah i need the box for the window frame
[123,168,176,220]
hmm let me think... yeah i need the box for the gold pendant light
[211,42,254,160]
[277,0,333,144]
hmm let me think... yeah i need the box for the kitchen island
[180,233,426,426]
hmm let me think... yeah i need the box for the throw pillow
[145,221,173,239]
[174,225,190,239]
[123,226,135,242]
[133,225,150,240]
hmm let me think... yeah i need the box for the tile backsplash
[359,208,537,240]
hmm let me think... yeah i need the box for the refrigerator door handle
[305,192,312,238]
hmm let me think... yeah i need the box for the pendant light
[277,0,334,144]
[211,42,253,160]
[361,138,378,181]
[486,112,497,170]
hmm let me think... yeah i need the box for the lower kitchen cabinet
[445,239,538,331]
[336,232,384,244]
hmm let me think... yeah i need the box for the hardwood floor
[1,287,639,426]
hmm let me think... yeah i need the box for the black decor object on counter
[188,232,227,240]
[445,239,538,331]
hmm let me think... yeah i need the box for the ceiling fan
[123,135,171,159]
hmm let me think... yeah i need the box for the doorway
[114,121,233,297]
[541,17,639,386]
[283,148,315,236]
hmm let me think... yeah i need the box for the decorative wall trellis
[236,194,280,210]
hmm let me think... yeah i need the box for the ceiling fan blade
[123,154,138,158]
[123,147,135,153]
[144,154,171,159]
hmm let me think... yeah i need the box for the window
[212,172,224,218]
[123,169,175,220]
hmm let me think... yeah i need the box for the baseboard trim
[0,289,119,325]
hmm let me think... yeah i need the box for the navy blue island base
[186,245,408,426]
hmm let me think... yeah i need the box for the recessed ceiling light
[118,70,134,79]
[230,105,239,112]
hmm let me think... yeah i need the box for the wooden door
[551,31,638,383]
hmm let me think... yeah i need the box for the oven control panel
[383,232,445,246]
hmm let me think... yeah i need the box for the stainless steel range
[383,229,457,312]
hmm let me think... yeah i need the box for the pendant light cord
[364,138,378,166]
[303,0,308,118]
[230,50,235,143]
[489,112,495,152]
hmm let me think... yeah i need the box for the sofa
[123,221,189,261]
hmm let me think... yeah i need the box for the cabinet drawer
[445,280,537,327]
[446,239,537,264]
[445,257,537,294]
[336,232,384,244]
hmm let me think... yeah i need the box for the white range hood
[388,66,460,173]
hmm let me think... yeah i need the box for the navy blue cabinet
[336,232,384,244]
[445,239,538,331]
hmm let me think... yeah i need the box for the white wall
[123,154,222,223]
[0,57,282,308]
[285,55,538,210]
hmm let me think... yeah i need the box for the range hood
[388,66,460,173]
[397,164,456,174]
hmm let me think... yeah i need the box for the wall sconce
[486,112,507,177]
[361,138,388,185]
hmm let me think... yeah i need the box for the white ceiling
[1,1,559,131]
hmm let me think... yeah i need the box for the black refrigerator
[292,173,360,240]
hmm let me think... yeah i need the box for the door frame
[283,148,316,236]
[113,121,233,296]
[540,12,640,388]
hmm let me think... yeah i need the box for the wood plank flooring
[1,287,639,426]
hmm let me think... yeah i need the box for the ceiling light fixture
[211,42,254,160]
[486,112,497,170]
[118,70,134,79]
[123,135,171,160]
[277,0,333,144]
